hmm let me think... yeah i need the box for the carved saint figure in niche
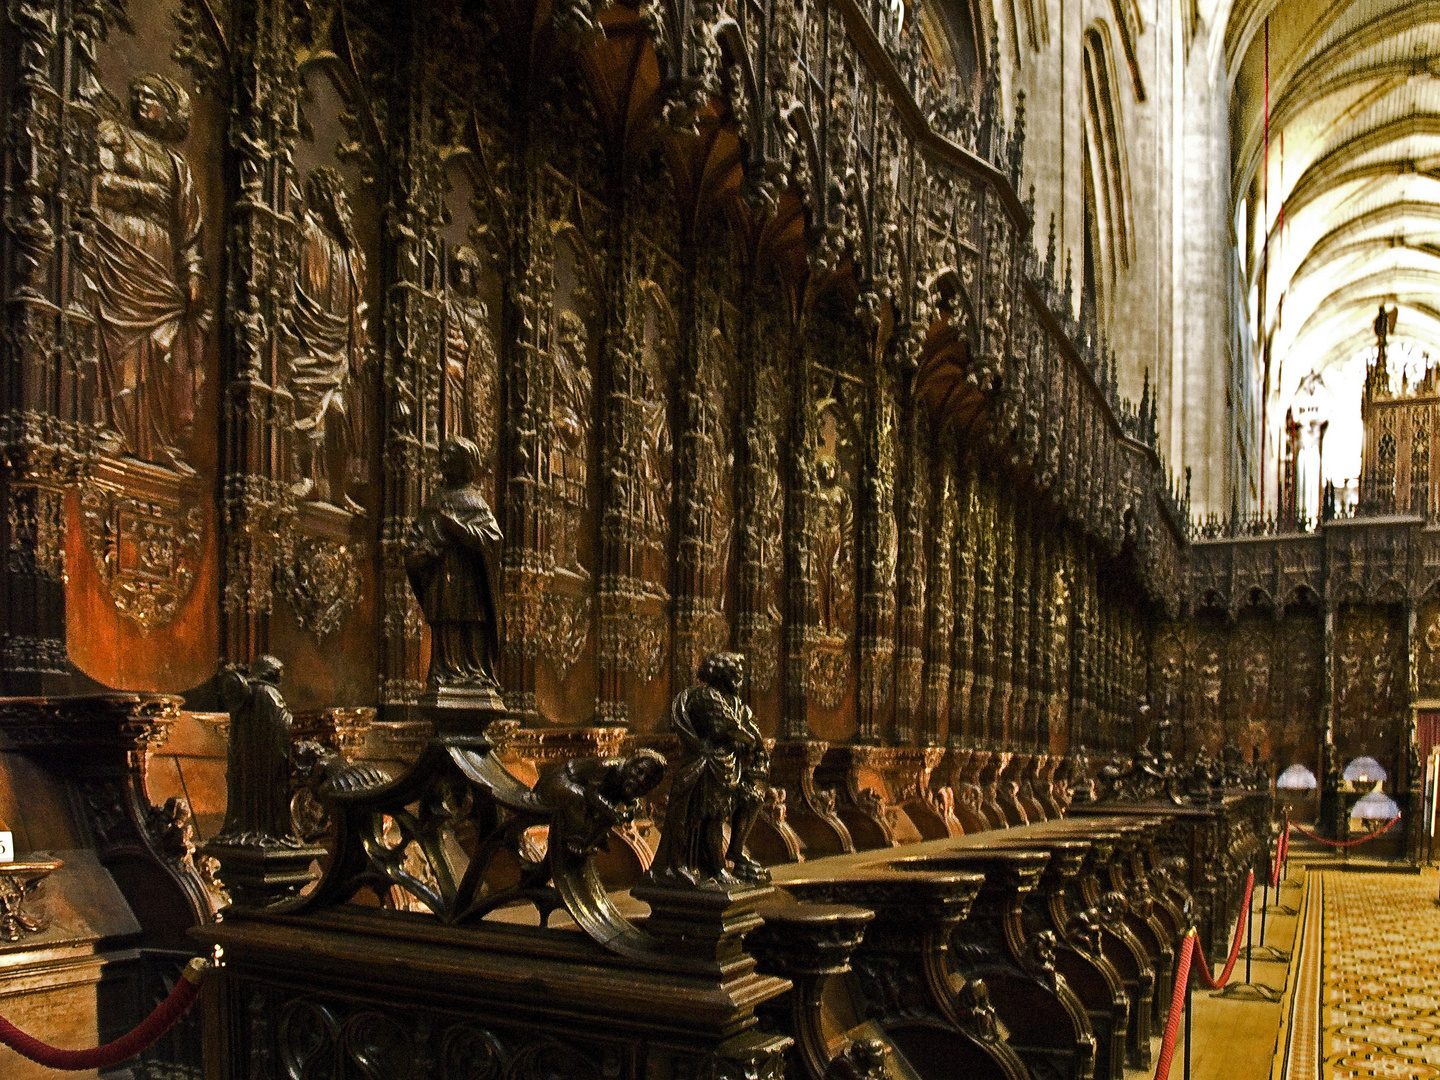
[442,245,494,450]
[534,749,668,857]
[90,74,211,472]
[638,347,672,553]
[290,166,369,511]
[405,437,503,695]
[548,309,591,573]
[217,656,301,846]
[650,652,771,887]
[817,408,846,639]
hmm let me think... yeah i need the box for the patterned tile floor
[1318,868,1440,1079]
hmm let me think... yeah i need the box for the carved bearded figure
[290,167,369,511]
[90,74,210,471]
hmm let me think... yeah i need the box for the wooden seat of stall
[769,813,1186,1080]
[768,814,1167,876]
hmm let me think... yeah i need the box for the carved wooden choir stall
[0,0,1273,1077]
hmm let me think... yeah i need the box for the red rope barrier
[1192,870,1253,991]
[1152,930,1196,1080]
[1269,832,1284,888]
[1286,815,1398,849]
[0,957,207,1070]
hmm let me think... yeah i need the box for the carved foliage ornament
[276,535,365,639]
[0,859,60,941]
[79,473,207,634]
[253,990,604,1080]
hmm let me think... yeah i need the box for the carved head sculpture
[129,73,190,142]
[249,654,284,687]
[1024,929,1059,982]
[1065,909,1104,956]
[304,166,359,252]
[829,1038,888,1080]
[954,977,1001,1041]
[450,244,482,297]
[1097,890,1129,924]
[697,650,746,696]
[439,435,482,486]
[817,456,839,488]
[616,748,668,801]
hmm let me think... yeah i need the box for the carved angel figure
[290,166,369,511]
[217,656,303,847]
[90,74,210,471]
[534,750,668,857]
[650,652,771,887]
[404,437,503,693]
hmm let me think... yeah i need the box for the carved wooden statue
[217,656,301,846]
[650,652,771,887]
[535,749,668,857]
[404,436,503,704]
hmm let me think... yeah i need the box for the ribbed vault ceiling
[1229,0,1440,438]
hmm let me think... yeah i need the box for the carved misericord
[289,166,370,514]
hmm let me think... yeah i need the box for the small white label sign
[0,832,13,863]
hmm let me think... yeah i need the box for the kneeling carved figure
[649,651,771,887]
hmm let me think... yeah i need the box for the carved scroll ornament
[298,722,670,959]
[0,857,61,941]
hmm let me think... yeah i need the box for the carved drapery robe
[405,484,503,689]
[443,294,488,442]
[291,204,367,492]
[90,118,208,467]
